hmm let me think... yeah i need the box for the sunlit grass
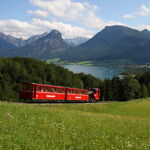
[0,99,150,150]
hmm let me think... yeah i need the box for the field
[0,99,150,150]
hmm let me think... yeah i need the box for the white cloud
[136,24,150,31]
[105,21,125,26]
[0,1,127,39]
[123,14,135,19]
[83,12,105,29]
[27,10,48,17]
[29,0,85,19]
[137,5,150,16]
[0,19,94,39]
[0,19,39,38]
[29,0,103,29]
[31,18,94,38]
[123,4,150,19]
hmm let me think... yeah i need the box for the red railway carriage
[66,87,89,102]
[19,82,101,102]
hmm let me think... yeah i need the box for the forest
[0,57,150,102]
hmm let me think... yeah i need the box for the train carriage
[66,88,89,102]
[19,82,101,102]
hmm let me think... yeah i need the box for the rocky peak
[45,29,62,39]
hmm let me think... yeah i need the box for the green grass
[0,99,150,150]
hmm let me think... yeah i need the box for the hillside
[0,57,102,101]
[0,99,149,150]
[61,25,150,65]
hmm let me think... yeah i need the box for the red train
[19,82,101,102]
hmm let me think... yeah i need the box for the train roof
[21,82,88,91]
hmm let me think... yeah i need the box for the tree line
[102,74,150,101]
[0,57,150,102]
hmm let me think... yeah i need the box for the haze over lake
[62,65,125,79]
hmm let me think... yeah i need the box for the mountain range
[64,37,89,46]
[0,25,150,65]
[61,26,150,64]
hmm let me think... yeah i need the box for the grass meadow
[0,99,150,150]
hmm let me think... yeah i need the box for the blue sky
[0,0,150,38]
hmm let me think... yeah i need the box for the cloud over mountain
[123,3,150,19]
[0,19,94,39]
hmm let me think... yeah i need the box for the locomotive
[19,82,101,102]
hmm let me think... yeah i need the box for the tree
[103,79,113,101]
[120,75,141,101]
[111,76,121,101]
[140,84,148,98]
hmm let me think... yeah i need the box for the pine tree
[103,79,113,101]
[141,84,148,98]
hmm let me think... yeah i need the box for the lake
[62,65,125,80]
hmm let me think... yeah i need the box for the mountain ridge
[11,29,70,59]
[61,25,150,65]
[0,25,150,65]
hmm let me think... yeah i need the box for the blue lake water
[62,65,125,80]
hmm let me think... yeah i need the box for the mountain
[25,32,48,45]
[11,30,70,59]
[0,37,16,50]
[0,33,19,56]
[141,29,150,37]
[1,25,150,65]
[61,25,150,65]
[0,32,25,47]
[64,37,89,46]
[0,32,49,49]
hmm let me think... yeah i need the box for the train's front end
[89,88,101,102]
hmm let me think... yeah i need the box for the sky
[0,0,150,39]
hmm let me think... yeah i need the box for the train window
[45,86,47,92]
[56,88,58,92]
[52,87,56,92]
[49,87,53,92]
[59,88,62,93]
[68,89,72,94]
[78,90,81,94]
[51,87,54,92]
[47,87,51,92]
[61,89,64,93]
[36,86,40,91]
[41,86,45,92]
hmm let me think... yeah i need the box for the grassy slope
[0,99,150,150]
